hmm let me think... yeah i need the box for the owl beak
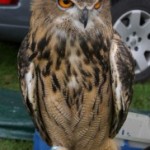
[80,8,88,28]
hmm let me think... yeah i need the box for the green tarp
[0,88,34,140]
[1,88,149,142]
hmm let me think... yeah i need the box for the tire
[144,147,150,150]
[111,0,150,82]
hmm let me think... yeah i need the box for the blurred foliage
[132,82,150,111]
[0,139,32,150]
[0,42,19,90]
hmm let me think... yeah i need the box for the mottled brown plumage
[18,0,134,149]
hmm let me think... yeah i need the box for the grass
[0,139,32,150]
[0,41,150,149]
[132,82,150,111]
[0,42,19,90]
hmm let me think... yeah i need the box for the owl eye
[58,0,74,9]
[94,1,101,9]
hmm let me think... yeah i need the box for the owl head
[31,0,112,38]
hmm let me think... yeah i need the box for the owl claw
[51,146,68,150]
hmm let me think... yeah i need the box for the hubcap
[114,10,150,75]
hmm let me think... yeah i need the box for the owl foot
[51,146,68,150]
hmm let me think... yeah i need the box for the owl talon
[51,146,68,150]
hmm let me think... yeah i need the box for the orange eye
[94,1,101,9]
[58,0,74,9]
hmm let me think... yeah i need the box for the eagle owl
[18,0,134,149]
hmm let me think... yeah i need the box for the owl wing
[18,35,50,142]
[18,34,38,117]
[109,31,134,138]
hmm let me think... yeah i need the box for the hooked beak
[79,8,88,28]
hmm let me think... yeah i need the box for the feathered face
[31,0,112,37]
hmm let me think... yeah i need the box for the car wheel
[111,0,150,82]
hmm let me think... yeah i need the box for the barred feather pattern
[18,28,114,149]
[18,0,134,150]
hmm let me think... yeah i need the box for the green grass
[0,139,32,150]
[0,41,150,149]
[132,82,150,111]
[0,42,19,90]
